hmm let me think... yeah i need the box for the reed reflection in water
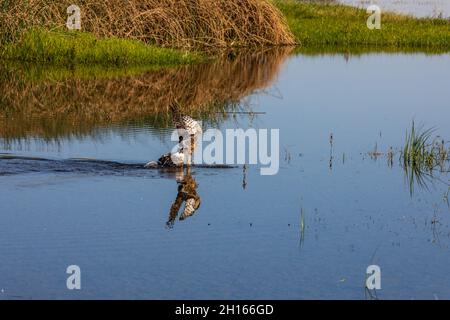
[0,47,293,144]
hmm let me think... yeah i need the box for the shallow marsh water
[0,49,449,299]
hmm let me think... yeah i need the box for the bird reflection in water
[166,168,201,229]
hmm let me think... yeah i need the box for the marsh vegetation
[1,0,449,66]
[401,122,450,194]
[1,28,203,66]
[276,0,450,49]
[0,0,294,50]
[402,122,449,172]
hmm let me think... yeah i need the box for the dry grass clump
[0,0,295,49]
[0,47,292,141]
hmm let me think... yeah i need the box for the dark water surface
[0,51,449,299]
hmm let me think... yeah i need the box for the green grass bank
[0,28,203,67]
[274,0,450,49]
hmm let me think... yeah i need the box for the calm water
[0,50,449,299]
[339,0,450,17]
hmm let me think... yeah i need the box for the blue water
[0,52,449,299]
[339,0,450,18]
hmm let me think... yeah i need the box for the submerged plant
[401,122,450,195]
[444,188,450,208]
[402,122,450,171]
[368,142,383,160]
[403,122,435,169]
[299,207,305,248]
[387,146,394,168]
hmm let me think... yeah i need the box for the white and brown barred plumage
[170,103,203,139]
[145,103,202,169]
[167,173,201,227]
[180,197,200,220]
[145,143,185,168]
[157,151,185,167]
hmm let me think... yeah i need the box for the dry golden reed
[1,0,295,48]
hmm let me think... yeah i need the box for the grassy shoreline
[274,0,450,49]
[1,1,449,67]
[0,28,203,67]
